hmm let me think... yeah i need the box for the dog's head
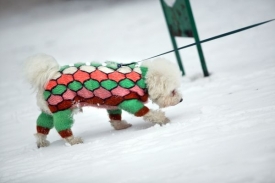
[142,58,182,108]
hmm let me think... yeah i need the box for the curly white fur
[141,58,182,108]
[110,120,132,130]
[34,133,50,148]
[143,109,170,124]
[24,54,60,114]
[64,136,83,145]
[24,54,59,90]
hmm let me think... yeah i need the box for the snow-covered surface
[1,0,275,182]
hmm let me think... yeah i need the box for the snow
[1,0,275,182]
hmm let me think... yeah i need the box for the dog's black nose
[180,98,183,103]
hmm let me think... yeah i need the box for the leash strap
[139,19,275,61]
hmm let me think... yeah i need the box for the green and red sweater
[43,62,149,117]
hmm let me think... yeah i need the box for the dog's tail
[24,54,59,90]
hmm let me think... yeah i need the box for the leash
[134,19,274,62]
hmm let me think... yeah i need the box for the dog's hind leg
[53,109,83,145]
[35,112,54,148]
[107,109,132,130]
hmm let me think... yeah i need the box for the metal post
[160,0,185,76]
[185,0,209,77]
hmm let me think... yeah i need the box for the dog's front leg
[53,109,83,145]
[143,109,170,125]
[107,109,132,130]
[118,99,170,125]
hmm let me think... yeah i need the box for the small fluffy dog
[25,54,182,147]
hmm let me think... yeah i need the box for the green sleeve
[118,99,145,115]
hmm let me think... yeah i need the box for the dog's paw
[143,109,170,125]
[110,120,132,130]
[34,133,50,148]
[64,136,83,145]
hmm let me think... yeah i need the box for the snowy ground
[1,0,275,182]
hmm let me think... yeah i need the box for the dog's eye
[171,90,176,96]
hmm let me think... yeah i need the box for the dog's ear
[146,70,167,99]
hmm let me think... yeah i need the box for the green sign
[161,0,193,37]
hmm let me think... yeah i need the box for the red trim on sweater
[37,126,50,135]
[109,114,122,121]
[135,106,149,117]
[58,129,73,138]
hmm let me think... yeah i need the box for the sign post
[160,0,209,76]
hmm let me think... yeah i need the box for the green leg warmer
[107,109,122,120]
[53,109,74,138]
[36,112,54,135]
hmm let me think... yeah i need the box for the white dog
[24,54,182,147]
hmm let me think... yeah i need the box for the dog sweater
[43,62,149,116]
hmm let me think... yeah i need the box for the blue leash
[137,19,275,62]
